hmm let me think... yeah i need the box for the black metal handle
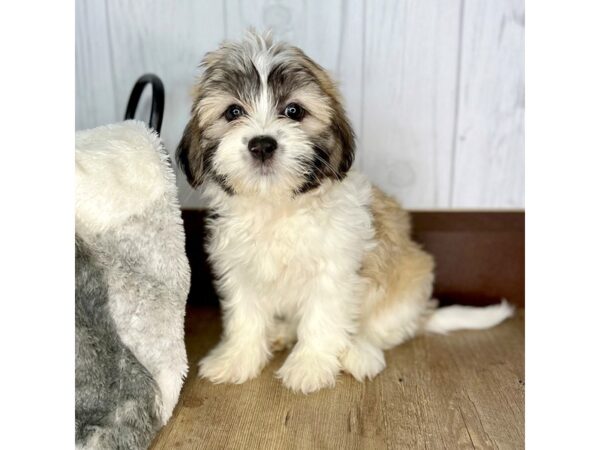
[124,74,165,134]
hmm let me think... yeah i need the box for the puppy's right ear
[176,119,203,188]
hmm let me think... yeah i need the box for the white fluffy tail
[424,300,515,334]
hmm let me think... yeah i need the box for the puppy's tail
[424,299,515,334]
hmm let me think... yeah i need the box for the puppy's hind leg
[361,248,436,351]
[341,247,435,382]
[341,274,432,382]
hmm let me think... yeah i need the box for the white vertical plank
[224,0,365,164]
[451,0,525,208]
[76,1,524,210]
[361,0,463,209]
[101,0,225,207]
[362,0,460,208]
[75,0,118,130]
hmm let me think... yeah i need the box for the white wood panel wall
[76,0,524,209]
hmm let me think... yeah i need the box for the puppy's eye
[283,103,305,121]
[224,104,245,121]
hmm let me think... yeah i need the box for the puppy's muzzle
[248,136,277,162]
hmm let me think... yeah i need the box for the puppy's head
[177,31,355,197]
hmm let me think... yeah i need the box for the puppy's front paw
[198,342,267,384]
[276,348,340,394]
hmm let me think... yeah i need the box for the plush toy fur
[76,237,161,449]
[75,121,190,449]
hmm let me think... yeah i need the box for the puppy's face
[178,33,355,197]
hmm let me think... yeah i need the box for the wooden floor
[151,308,524,450]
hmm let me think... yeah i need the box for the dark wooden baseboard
[411,212,524,307]
[182,210,525,308]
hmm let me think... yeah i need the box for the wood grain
[150,307,524,449]
[451,0,525,208]
[75,0,525,209]
[361,0,462,208]
[75,0,118,130]
[412,212,525,308]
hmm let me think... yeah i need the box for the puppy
[178,31,514,394]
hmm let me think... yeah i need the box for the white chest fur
[205,171,376,314]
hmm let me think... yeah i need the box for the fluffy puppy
[178,31,513,394]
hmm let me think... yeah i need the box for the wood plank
[361,0,462,208]
[150,307,524,449]
[75,0,119,130]
[451,0,525,207]
[412,211,525,308]
[76,1,524,210]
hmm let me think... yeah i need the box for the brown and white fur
[178,31,513,394]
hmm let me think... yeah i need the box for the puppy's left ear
[176,119,204,188]
[332,107,356,176]
[292,46,356,177]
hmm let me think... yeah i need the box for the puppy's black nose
[248,136,278,162]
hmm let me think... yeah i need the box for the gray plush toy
[75,120,190,449]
